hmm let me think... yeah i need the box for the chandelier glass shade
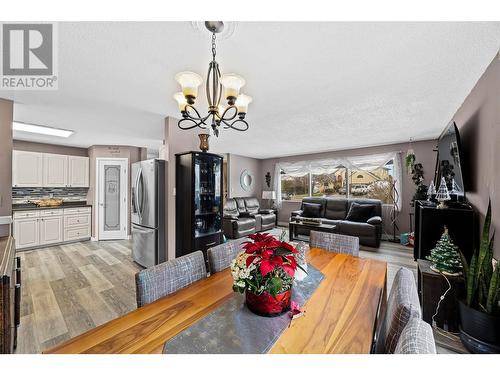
[173,21,251,137]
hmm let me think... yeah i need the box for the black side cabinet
[176,151,223,261]
[414,200,475,261]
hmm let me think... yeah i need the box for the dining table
[45,247,387,354]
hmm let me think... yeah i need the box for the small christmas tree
[426,226,463,275]
[427,180,436,200]
[435,177,450,208]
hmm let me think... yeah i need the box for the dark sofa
[223,197,276,239]
[291,197,383,247]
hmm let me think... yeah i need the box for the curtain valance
[273,152,402,209]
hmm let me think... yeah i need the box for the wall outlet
[173,188,176,196]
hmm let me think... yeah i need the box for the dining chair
[379,267,422,354]
[135,250,207,307]
[394,318,436,354]
[207,238,246,274]
[309,231,360,256]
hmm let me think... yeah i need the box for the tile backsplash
[12,187,89,204]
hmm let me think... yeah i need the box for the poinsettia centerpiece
[231,232,305,317]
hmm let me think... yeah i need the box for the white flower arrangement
[230,251,257,287]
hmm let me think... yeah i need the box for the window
[311,167,347,198]
[280,173,309,201]
[279,158,397,204]
[348,160,394,204]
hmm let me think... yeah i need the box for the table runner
[163,264,324,354]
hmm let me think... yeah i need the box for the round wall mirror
[240,170,254,191]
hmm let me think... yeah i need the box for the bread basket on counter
[29,198,64,207]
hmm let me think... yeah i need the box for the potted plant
[459,200,500,353]
[231,232,305,317]
[410,163,428,207]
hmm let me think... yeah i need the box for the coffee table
[288,220,336,242]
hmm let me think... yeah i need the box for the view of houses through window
[281,160,395,204]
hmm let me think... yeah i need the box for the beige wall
[13,140,88,156]
[87,145,147,237]
[452,55,500,258]
[260,139,437,235]
[164,117,199,260]
[0,99,13,237]
[228,154,263,199]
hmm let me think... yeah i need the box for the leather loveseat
[291,197,383,247]
[223,197,276,239]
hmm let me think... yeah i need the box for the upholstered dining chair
[309,231,360,256]
[207,238,246,274]
[377,267,422,354]
[394,318,436,354]
[135,251,207,307]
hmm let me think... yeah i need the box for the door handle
[133,167,141,215]
[135,168,143,220]
[138,168,145,216]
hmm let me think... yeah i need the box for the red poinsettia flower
[279,242,298,254]
[242,233,299,277]
[260,255,284,276]
[243,241,261,254]
[248,232,273,242]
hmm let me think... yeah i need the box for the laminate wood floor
[15,240,142,354]
[14,233,461,354]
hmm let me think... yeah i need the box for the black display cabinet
[414,200,475,261]
[176,151,223,261]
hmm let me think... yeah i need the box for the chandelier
[173,21,252,137]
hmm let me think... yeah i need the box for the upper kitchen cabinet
[43,153,68,187]
[12,150,44,187]
[68,156,89,187]
[12,151,89,188]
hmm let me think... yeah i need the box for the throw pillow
[345,202,375,222]
[302,203,322,218]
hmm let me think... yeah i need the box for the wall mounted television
[434,121,466,199]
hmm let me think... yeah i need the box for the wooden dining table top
[46,247,387,354]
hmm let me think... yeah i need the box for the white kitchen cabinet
[13,217,40,249]
[64,225,91,242]
[13,151,89,188]
[12,150,44,187]
[64,213,91,227]
[43,153,68,187]
[68,156,89,187]
[39,215,64,246]
[14,207,92,250]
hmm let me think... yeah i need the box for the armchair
[223,199,256,239]
[222,197,277,239]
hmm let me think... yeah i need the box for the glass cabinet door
[194,154,222,238]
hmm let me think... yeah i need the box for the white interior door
[97,158,128,240]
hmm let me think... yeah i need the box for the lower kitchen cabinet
[13,218,39,249]
[39,216,64,246]
[64,225,91,241]
[13,206,92,250]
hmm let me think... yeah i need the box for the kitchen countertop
[12,202,92,212]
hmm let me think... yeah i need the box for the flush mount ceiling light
[173,21,252,137]
[13,121,74,138]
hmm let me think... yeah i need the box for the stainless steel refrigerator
[131,159,166,267]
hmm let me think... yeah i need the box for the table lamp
[262,190,276,209]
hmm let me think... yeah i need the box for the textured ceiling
[2,22,500,159]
